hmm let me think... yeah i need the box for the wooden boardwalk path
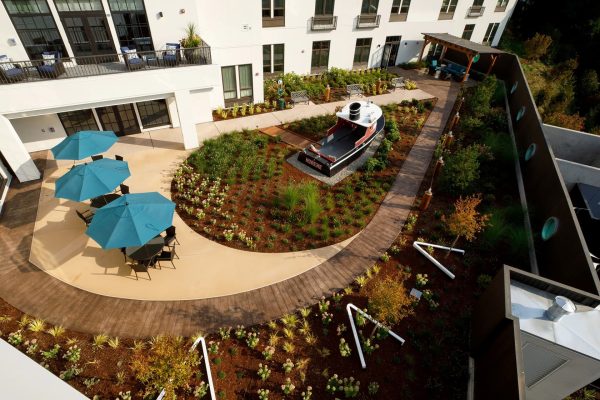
[0,74,458,338]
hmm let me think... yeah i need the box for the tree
[439,145,485,195]
[443,194,489,252]
[544,112,586,131]
[579,69,600,98]
[367,275,414,328]
[524,33,553,60]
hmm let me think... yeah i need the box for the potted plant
[180,23,203,64]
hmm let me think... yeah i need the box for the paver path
[259,126,315,149]
[0,72,459,337]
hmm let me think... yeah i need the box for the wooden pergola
[419,33,504,82]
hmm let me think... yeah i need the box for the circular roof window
[542,217,559,241]
[525,143,537,161]
[511,81,518,94]
[516,106,526,122]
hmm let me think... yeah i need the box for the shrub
[404,79,418,90]
[465,75,498,118]
[131,335,200,399]
[301,182,322,224]
[281,183,301,210]
[579,69,599,98]
[544,112,586,131]
[399,61,426,70]
[524,33,553,60]
[363,158,382,174]
[440,145,484,194]
[288,114,337,136]
[367,275,414,326]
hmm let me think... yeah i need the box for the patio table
[90,193,120,209]
[126,235,164,261]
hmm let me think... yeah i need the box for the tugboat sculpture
[298,100,385,177]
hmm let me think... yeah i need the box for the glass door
[381,36,401,67]
[96,104,140,137]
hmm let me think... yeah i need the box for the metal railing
[356,14,381,28]
[311,15,338,30]
[467,5,485,16]
[0,45,211,85]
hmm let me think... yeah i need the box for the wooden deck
[0,72,458,338]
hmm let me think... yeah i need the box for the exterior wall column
[0,115,40,182]
[166,96,180,128]
[173,90,199,150]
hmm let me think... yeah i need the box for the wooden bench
[346,84,363,99]
[390,77,405,91]
[290,90,309,106]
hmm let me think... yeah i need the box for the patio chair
[130,258,153,280]
[390,77,405,91]
[428,59,442,75]
[91,155,103,161]
[163,43,181,66]
[0,55,25,83]
[76,209,93,226]
[115,155,124,161]
[119,247,128,263]
[164,225,180,247]
[37,51,65,79]
[120,47,145,71]
[156,246,176,269]
[119,184,130,194]
[291,90,309,106]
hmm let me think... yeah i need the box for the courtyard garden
[0,75,566,400]
[175,98,435,252]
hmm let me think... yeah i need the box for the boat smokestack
[545,296,575,321]
[349,102,361,121]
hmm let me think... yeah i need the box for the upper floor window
[262,0,285,27]
[54,0,102,11]
[483,22,500,45]
[263,43,284,75]
[390,0,410,21]
[2,0,67,59]
[462,24,475,40]
[315,0,334,15]
[108,0,153,52]
[439,0,458,19]
[361,0,379,15]
[495,0,508,11]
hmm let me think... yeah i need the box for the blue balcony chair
[120,47,145,70]
[163,43,181,66]
[0,54,25,83]
[37,51,65,79]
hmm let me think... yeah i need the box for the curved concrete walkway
[0,72,458,337]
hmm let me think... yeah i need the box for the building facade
[0,0,516,185]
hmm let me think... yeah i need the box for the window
[439,0,458,19]
[391,0,410,14]
[263,44,284,74]
[495,0,508,11]
[353,38,372,66]
[462,24,475,40]
[311,40,330,73]
[541,217,559,241]
[222,66,237,101]
[315,0,334,15]
[3,0,67,59]
[472,0,484,6]
[136,100,170,129]
[427,43,443,58]
[361,0,379,14]
[483,22,500,45]
[54,0,102,11]
[524,143,537,161]
[262,0,285,27]
[58,109,98,135]
[108,0,153,52]
[238,64,253,99]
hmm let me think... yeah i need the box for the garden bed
[173,98,436,252]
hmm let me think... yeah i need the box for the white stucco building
[0,0,516,188]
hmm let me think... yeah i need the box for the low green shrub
[288,114,337,136]
[399,61,426,70]
[439,145,484,194]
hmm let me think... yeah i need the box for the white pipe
[156,336,216,400]
[346,303,405,369]
[413,241,464,279]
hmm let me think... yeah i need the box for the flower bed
[173,99,435,252]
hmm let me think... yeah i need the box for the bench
[346,84,363,99]
[390,77,405,91]
[442,62,467,81]
[290,90,309,106]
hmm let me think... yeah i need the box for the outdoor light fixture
[158,11,163,18]
[179,9,185,14]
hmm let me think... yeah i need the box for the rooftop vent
[545,296,575,321]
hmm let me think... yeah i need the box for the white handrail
[412,241,464,279]
[156,336,216,400]
[346,303,405,369]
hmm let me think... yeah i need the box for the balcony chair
[130,258,154,280]
[37,51,65,79]
[0,55,25,83]
[163,43,181,66]
[156,245,176,269]
[76,209,93,226]
[120,47,145,71]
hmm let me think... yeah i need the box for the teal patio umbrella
[86,192,175,249]
[55,159,130,202]
[51,130,117,160]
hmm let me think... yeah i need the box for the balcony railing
[356,14,381,28]
[389,12,408,22]
[467,5,485,17]
[0,45,212,85]
[494,5,507,12]
[438,11,455,20]
[311,15,338,30]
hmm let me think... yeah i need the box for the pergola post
[486,54,498,75]
[419,38,430,62]
[462,54,475,83]
[439,45,448,62]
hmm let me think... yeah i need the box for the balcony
[356,14,381,29]
[495,5,507,12]
[389,12,408,22]
[467,5,486,17]
[438,11,455,20]
[0,45,212,85]
[311,15,338,31]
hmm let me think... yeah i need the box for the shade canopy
[86,192,175,249]
[51,130,117,160]
[55,159,130,202]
